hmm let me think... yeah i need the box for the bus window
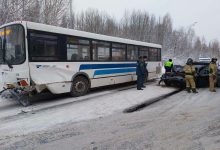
[149,48,158,61]
[5,25,25,64]
[112,43,126,61]
[67,37,90,61]
[29,33,59,61]
[92,41,110,61]
[157,49,161,61]
[0,28,3,64]
[139,47,149,58]
[127,45,138,61]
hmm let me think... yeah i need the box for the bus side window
[92,41,110,61]
[112,43,126,61]
[29,33,59,61]
[127,45,138,61]
[157,49,161,61]
[139,47,149,59]
[149,48,158,61]
[66,37,90,61]
[71,53,79,60]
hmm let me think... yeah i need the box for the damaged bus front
[0,22,31,106]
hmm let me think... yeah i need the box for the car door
[197,66,209,87]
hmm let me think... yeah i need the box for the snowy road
[1,83,220,150]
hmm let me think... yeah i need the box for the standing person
[164,59,173,73]
[142,56,148,87]
[183,58,198,93]
[209,58,218,92]
[136,56,146,90]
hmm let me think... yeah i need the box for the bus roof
[1,21,162,49]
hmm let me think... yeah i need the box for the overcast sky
[73,0,220,42]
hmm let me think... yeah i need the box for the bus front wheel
[70,76,89,97]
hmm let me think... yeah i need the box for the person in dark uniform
[142,56,148,86]
[136,56,147,90]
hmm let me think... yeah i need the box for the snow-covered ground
[0,82,176,138]
[1,85,220,150]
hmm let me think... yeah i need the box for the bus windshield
[0,25,25,65]
[0,28,4,64]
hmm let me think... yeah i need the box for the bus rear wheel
[70,76,89,97]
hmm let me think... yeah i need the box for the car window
[199,66,209,76]
[173,65,183,72]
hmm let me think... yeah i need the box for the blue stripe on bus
[79,63,137,70]
[93,68,136,77]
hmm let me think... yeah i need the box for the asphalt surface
[1,85,220,150]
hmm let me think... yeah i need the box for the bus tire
[70,76,89,97]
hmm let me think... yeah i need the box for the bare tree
[23,0,41,22]
[209,40,220,58]
[40,0,69,25]
[0,0,33,24]
[193,37,202,58]
[0,0,69,26]
[1,1,219,61]
[75,9,118,36]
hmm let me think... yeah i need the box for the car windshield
[1,25,25,65]
[173,65,184,73]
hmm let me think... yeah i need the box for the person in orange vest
[209,58,218,92]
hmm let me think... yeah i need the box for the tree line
[0,0,219,62]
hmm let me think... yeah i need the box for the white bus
[0,21,161,105]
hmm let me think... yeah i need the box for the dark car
[159,62,220,88]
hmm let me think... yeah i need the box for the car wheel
[70,76,90,97]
